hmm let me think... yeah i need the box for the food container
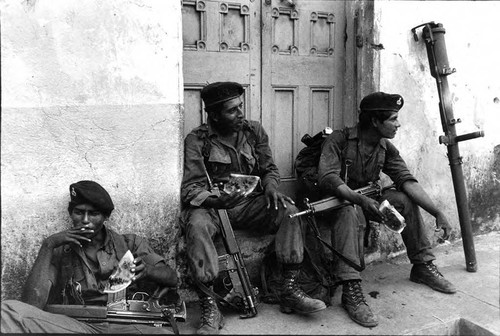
[379,200,406,233]
[223,174,260,196]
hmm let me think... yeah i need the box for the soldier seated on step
[1,180,178,334]
[318,92,457,328]
[180,81,326,335]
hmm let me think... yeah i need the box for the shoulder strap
[377,139,387,168]
[194,124,211,159]
[341,127,357,184]
[342,127,357,163]
[60,245,75,304]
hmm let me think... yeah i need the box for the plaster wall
[1,0,184,300]
[372,1,500,250]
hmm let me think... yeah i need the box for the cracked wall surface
[372,1,500,249]
[1,0,184,300]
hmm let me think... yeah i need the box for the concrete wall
[369,1,500,254]
[1,0,184,300]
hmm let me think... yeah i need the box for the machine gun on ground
[45,287,186,335]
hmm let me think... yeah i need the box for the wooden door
[182,0,261,135]
[261,0,346,194]
[182,0,347,195]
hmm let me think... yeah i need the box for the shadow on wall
[468,144,500,233]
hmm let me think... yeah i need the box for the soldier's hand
[359,196,384,223]
[265,185,295,210]
[435,211,452,241]
[130,256,146,282]
[44,225,93,249]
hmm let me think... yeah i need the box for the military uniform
[318,125,435,281]
[181,118,307,283]
[317,92,455,328]
[1,181,174,334]
[183,82,326,334]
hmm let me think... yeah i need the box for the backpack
[294,127,358,204]
[259,227,336,306]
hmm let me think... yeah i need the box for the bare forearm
[335,184,367,205]
[21,241,56,309]
[401,180,440,217]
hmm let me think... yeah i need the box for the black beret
[69,180,114,216]
[201,82,244,108]
[360,92,404,112]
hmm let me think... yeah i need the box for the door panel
[261,0,346,194]
[182,0,260,136]
[182,0,346,196]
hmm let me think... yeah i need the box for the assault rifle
[289,182,388,272]
[207,182,259,318]
[289,182,382,219]
[45,287,186,335]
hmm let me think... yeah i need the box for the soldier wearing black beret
[181,82,326,334]
[1,180,178,334]
[68,180,115,217]
[200,81,244,110]
[318,92,456,328]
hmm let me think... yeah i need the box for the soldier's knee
[283,203,298,217]
[385,191,412,215]
[2,300,33,315]
[337,205,358,217]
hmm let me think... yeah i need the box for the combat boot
[410,261,456,294]
[197,296,224,335]
[342,280,378,328]
[280,269,327,314]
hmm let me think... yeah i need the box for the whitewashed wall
[1,0,184,299]
[373,1,500,241]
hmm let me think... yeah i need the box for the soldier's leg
[229,194,326,314]
[1,300,102,333]
[381,189,456,294]
[179,208,224,335]
[382,189,435,263]
[180,207,221,283]
[330,205,364,281]
[330,206,378,328]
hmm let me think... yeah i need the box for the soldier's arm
[21,241,58,309]
[22,226,92,308]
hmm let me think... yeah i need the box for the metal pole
[411,22,484,272]
[438,77,478,272]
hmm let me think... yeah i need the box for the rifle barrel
[289,184,382,219]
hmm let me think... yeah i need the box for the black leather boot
[410,261,456,294]
[197,294,224,335]
[280,269,326,314]
[342,280,378,328]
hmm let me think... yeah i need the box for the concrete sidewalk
[177,232,500,335]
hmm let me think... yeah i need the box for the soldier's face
[375,112,401,139]
[213,96,244,134]
[71,203,106,239]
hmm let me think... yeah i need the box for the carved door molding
[182,0,347,193]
